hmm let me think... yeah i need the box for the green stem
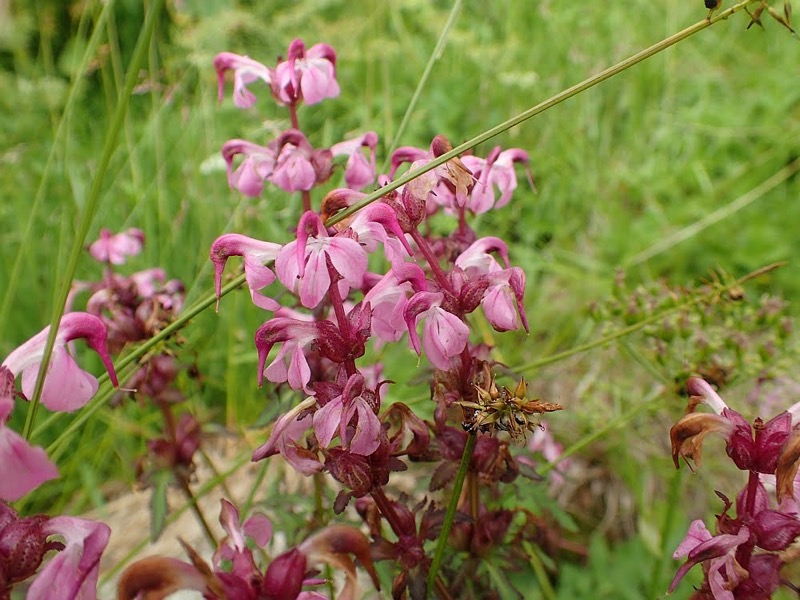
[427,431,477,596]
[381,0,464,169]
[23,0,165,440]
[328,0,758,227]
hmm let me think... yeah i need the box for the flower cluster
[669,377,800,599]
[203,38,565,598]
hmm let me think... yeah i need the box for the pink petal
[0,425,59,501]
[313,395,344,448]
[20,347,99,412]
[29,517,110,600]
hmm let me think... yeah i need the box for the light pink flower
[362,263,426,343]
[481,268,528,332]
[252,397,324,475]
[454,237,510,274]
[210,234,283,311]
[274,39,340,105]
[330,132,378,190]
[0,367,58,501]
[313,373,381,456]
[213,52,274,108]
[404,292,469,370]
[27,516,110,600]
[2,313,118,412]
[221,139,277,197]
[88,228,144,265]
[461,147,531,213]
[276,211,368,309]
[255,317,319,392]
[129,268,166,298]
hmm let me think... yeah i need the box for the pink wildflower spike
[275,39,340,105]
[213,52,274,108]
[2,312,118,412]
[210,234,283,312]
[404,292,469,370]
[347,202,414,264]
[252,397,324,475]
[88,228,144,265]
[0,367,58,501]
[330,132,378,191]
[221,139,276,197]
[27,516,110,600]
[276,211,368,309]
[255,317,319,391]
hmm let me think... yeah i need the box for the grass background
[2,0,800,597]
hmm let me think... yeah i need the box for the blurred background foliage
[2,0,800,597]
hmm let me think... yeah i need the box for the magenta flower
[274,39,340,106]
[362,263,426,343]
[27,516,111,600]
[255,317,319,391]
[313,373,381,456]
[252,397,324,475]
[1,313,118,412]
[461,147,532,213]
[213,52,274,108]
[88,228,144,265]
[210,234,283,311]
[330,132,378,190]
[275,211,368,309]
[404,291,469,370]
[0,367,58,501]
[128,268,166,298]
[221,139,277,197]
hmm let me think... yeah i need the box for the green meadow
[2,0,799,597]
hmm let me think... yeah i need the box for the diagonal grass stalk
[23,0,166,440]
[328,0,760,228]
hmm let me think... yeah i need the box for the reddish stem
[409,229,453,295]
[371,486,406,538]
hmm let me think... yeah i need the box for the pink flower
[27,516,110,600]
[213,498,272,579]
[213,52,274,108]
[1,313,118,412]
[274,39,340,105]
[221,132,332,197]
[404,292,469,370]
[461,147,532,213]
[255,317,319,391]
[221,139,277,197]
[210,234,283,311]
[362,263,426,343]
[252,397,324,475]
[0,367,58,501]
[88,228,144,265]
[312,373,381,456]
[330,132,378,190]
[275,211,368,309]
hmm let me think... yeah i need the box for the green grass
[2,0,800,597]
